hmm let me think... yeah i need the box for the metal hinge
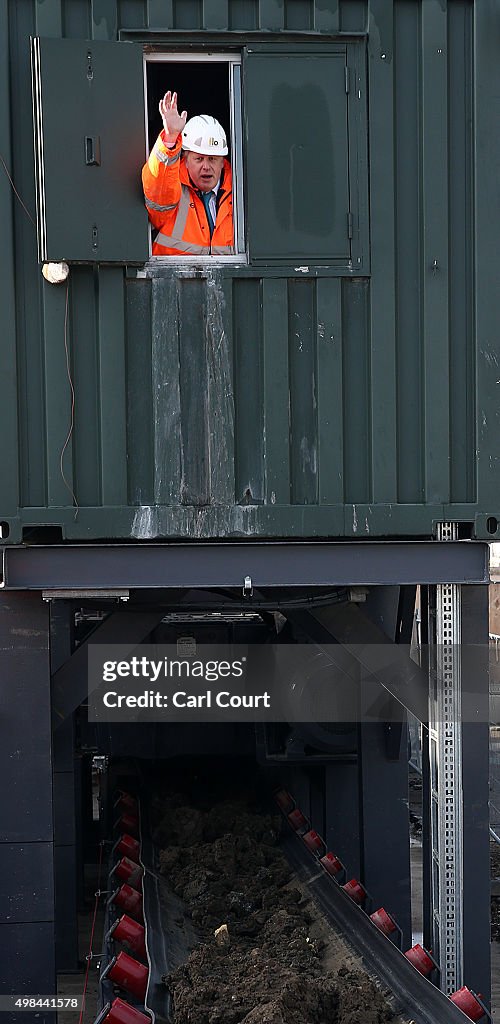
[345,66,350,93]
[347,212,353,239]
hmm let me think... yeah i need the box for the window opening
[144,54,245,262]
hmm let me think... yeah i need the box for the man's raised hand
[159,91,188,140]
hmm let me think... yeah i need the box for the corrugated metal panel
[394,0,422,505]
[474,0,500,526]
[0,2,20,525]
[448,0,475,504]
[1,0,499,544]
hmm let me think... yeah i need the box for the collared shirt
[207,179,221,224]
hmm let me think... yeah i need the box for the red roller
[274,789,295,814]
[302,830,326,856]
[370,907,399,937]
[94,998,150,1024]
[114,812,139,836]
[319,852,344,878]
[113,856,143,889]
[109,915,147,960]
[449,988,487,1022]
[116,834,141,861]
[115,793,138,813]
[105,951,148,1001]
[341,878,366,905]
[287,808,309,833]
[404,944,437,977]
[112,884,143,921]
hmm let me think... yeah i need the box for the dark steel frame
[0,548,491,1007]
[0,541,489,590]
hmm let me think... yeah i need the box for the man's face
[185,152,224,192]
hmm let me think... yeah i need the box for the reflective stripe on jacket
[142,131,234,256]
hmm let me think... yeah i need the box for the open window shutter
[31,38,148,263]
[243,45,351,263]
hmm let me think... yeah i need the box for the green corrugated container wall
[1,0,499,543]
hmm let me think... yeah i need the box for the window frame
[143,51,247,266]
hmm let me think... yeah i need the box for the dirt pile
[152,794,400,1024]
[492,898,500,942]
[491,844,500,941]
[491,843,500,880]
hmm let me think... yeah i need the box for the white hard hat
[182,115,228,155]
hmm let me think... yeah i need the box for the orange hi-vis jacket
[142,131,234,256]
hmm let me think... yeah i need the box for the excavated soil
[491,845,500,941]
[151,790,404,1024]
[491,844,500,880]
[492,898,500,942]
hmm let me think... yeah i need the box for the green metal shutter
[31,38,148,263]
[243,45,351,263]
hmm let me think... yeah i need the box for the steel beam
[0,541,489,590]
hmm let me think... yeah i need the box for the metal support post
[50,601,79,971]
[460,584,490,1004]
[420,587,433,950]
[0,593,56,1012]
[427,527,490,1001]
[324,762,361,876]
[358,693,412,947]
[428,567,464,993]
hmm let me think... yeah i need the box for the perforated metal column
[428,523,463,994]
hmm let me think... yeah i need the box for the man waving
[142,91,234,256]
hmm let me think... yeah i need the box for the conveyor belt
[281,831,474,1024]
[140,795,198,1024]
[102,784,478,1024]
